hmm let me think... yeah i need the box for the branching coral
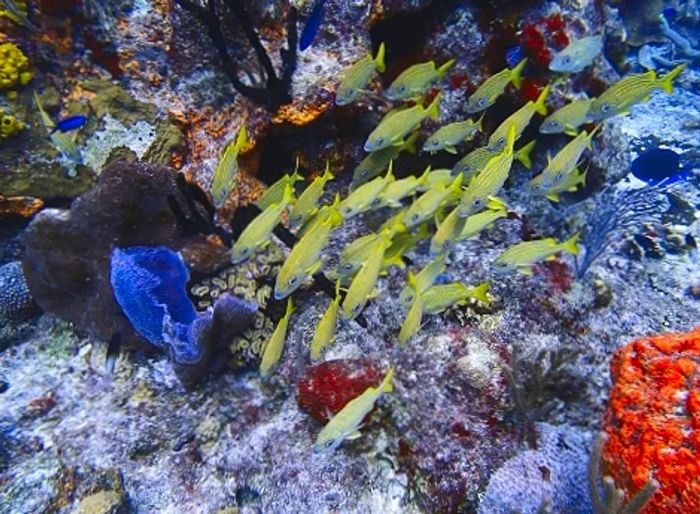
[174,0,297,110]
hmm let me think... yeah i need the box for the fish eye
[473,198,483,208]
[498,137,505,145]
[562,56,571,64]
[375,137,385,146]
[324,440,335,449]
[478,98,488,107]
[410,213,420,223]
[343,263,353,271]
[601,103,611,113]
[288,276,299,287]
[555,171,564,182]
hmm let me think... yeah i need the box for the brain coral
[602,327,700,514]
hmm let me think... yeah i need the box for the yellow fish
[352,132,418,188]
[530,166,587,202]
[398,253,446,308]
[493,233,579,275]
[310,280,342,361]
[487,84,550,152]
[385,59,455,101]
[458,125,516,218]
[430,205,468,255]
[421,282,490,314]
[587,64,686,121]
[453,140,536,180]
[540,98,593,136]
[260,298,294,377]
[231,183,293,264]
[458,206,508,240]
[336,43,386,106]
[211,126,248,207]
[289,161,334,228]
[256,162,303,210]
[423,116,483,154]
[338,225,397,277]
[341,239,388,320]
[529,128,597,193]
[314,367,394,452]
[341,164,394,217]
[404,173,463,228]
[466,58,527,113]
[399,290,423,346]
[364,93,441,152]
[34,92,83,166]
[274,196,343,299]
[379,167,430,208]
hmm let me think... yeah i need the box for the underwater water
[1,0,700,513]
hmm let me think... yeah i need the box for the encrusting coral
[0,42,31,91]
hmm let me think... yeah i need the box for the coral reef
[601,327,700,514]
[0,107,23,138]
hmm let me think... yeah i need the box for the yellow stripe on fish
[352,131,418,188]
[487,84,550,152]
[587,63,686,121]
[256,161,304,210]
[260,298,294,377]
[421,282,491,314]
[423,115,483,154]
[314,367,394,452]
[529,127,597,193]
[211,126,248,207]
[310,280,342,361]
[364,93,441,152]
[540,98,593,135]
[466,58,527,113]
[274,195,343,299]
[458,205,508,240]
[231,183,294,264]
[399,290,423,346]
[493,233,580,275]
[458,125,516,218]
[341,162,395,217]
[404,172,463,228]
[398,253,447,309]
[289,161,334,228]
[341,239,389,320]
[385,59,455,101]
[336,42,386,106]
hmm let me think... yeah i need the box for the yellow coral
[0,109,23,138]
[0,42,31,91]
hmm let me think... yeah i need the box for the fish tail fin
[322,160,334,181]
[510,58,528,89]
[471,282,491,304]
[334,278,342,298]
[577,167,588,187]
[659,63,687,94]
[534,83,551,115]
[587,124,602,147]
[487,196,507,211]
[425,92,442,121]
[281,181,295,205]
[475,113,486,133]
[236,125,248,149]
[514,140,536,169]
[449,172,464,192]
[402,131,420,154]
[504,124,516,156]
[375,42,386,73]
[562,232,581,256]
[382,252,405,269]
[418,165,432,185]
[378,366,395,393]
[437,58,456,77]
[285,297,295,316]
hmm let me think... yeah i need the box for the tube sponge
[0,109,23,138]
[0,42,31,90]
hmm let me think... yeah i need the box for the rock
[73,490,125,514]
[602,328,700,514]
[22,161,197,350]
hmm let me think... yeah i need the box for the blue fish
[50,114,88,134]
[505,46,524,70]
[299,0,326,52]
[630,148,687,185]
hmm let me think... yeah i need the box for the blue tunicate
[505,46,524,69]
[630,148,684,185]
[662,6,677,21]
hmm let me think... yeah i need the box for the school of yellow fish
[210,44,686,451]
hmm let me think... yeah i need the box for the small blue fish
[505,46,524,70]
[50,115,88,134]
[630,148,686,185]
[299,0,326,52]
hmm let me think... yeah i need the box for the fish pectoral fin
[546,255,557,261]
[445,146,458,154]
[345,430,363,440]
[519,266,534,276]
[306,260,324,276]
[545,193,560,202]
[564,127,579,137]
